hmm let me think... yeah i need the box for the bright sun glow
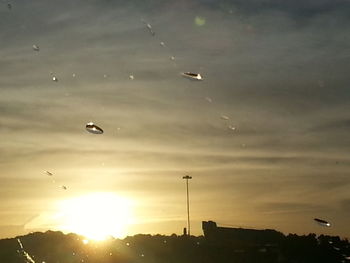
[56,192,134,241]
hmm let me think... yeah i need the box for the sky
[0,0,350,239]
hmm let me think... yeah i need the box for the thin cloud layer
[0,0,350,238]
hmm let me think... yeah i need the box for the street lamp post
[182,175,192,235]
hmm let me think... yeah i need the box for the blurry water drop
[228,125,236,131]
[181,72,203,81]
[129,75,134,80]
[109,252,113,256]
[126,242,130,246]
[32,45,40,51]
[52,76,58,82]
[103,74,108,78]
[146,23,155,36]
[72,73,76,78]
[194,16,206,26]
[61,185,67,190]
[160,41,165,47]
[205,97,212,103]
[7,3,12,10]
[45,171,53,176]
[314,218,331,227]
[220,115,229,121]
[17,239,24,249]
[86,122,104,134]
[17,238,36,263]
[170,56,175,61]
[141,254,145,257]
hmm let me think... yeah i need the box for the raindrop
[220,115,229,121]
[146,23,155,36]
[314,218,331,227]
[61,185,67,190]
[103,74,108,78]
[181,72,203,81]
[170,56,175,61]
[109,252,112,256]
[194,16,206,26]
[32,45,40,51]
[86,122,104,134]
[228,125,236,131]
[45,171,53,176]
[141,254,145,257]
[126,242,130,246]
[17,239,36,263]
[160,41,165,47]
[129,75,134,80]
[205,97,212,103]
[72,73,76,78]
[163,240,167,243]
[52,76,58,82]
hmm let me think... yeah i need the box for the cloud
[0,0,350,238]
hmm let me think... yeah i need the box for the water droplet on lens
[194,16,206,26]
[220,115,229,121]
[45,171,53,176]
[205,97,212,103]
[52,76,58,82]
[182,72,203,81]
[129,75,134,80]
[86,122,104,134]
[32,45,40,51]
[228,125,236,131]
[160,42,165,47]
[314,218,331,227]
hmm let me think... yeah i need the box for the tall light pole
[182,175,192,235]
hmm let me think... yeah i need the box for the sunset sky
[1,0,350,240]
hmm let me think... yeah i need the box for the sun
[56,192,134,241]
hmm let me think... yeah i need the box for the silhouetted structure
[0,224,349,263]
[202,220,284,246]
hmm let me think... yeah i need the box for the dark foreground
[0,230,349,263]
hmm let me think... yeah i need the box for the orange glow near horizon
[56,192,135,241]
